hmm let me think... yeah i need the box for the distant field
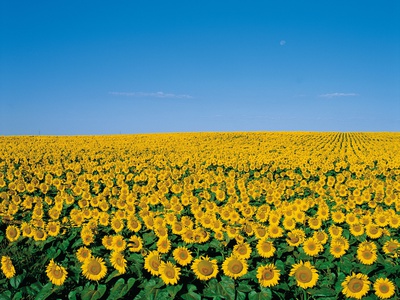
[0,132,399,299]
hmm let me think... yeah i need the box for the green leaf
[105,270,122,283]
[68,286,83,300]
[26,282,43,296]
[0,290,12,300]
[335,272,346,293]
[237,281,252,293]
[307,287,336,297]
[219,276,235,300]
[140,278,165,297]
[275,260,285,272]
[34,282,54,300]
[166,284,183,298]
[236,291,247,300]
[81,284,106,300]
[248,288,272,300]
[181,284,201,300]
[11,292,23,300]
[107,278,130,300]
[9,272,25,289]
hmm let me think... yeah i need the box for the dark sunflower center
[295,267,312,283]
[228,259,243,274]
[379,283,389,293]
[348,278,363,293]
[89,261,101,275]
[198,261,213,276]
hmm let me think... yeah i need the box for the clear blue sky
[1,1,399,135]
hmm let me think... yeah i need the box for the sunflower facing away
[257,263,280,287]
[373,278,395,299]
[81,256,107,281]
[222,255,248,279]
[46,259,67,286]
[289,260,319,289]
[191,256,218,281]
[341,272,370,299]
[159,261,181,285]
[1,256,16,279]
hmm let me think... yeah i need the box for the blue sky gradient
[1,1,399,135]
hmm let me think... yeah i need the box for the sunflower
[157,237,171,254]
[256,239,275,258]
[357,245,377,265]
[349,223,365,237]
[110,217,124,233]
[330,241,346,258]
[286,229,305,247]
[81,256,107,281]
[341,273,370,299]
[331,236,350,251]
[302,238,323,257]
[233,242,252,259]
[76,247,92,263]
[191,256,218,281]
[289,261,319,289]
[173,246,193,266]
[382,239,400,258]
[112,235,127,252]
[159,261,181,285]
[102,235,114,250]
[328,225,343,238]
[313,231,328,245]
[20,222,34,238]
[308,217,322,230]
[33,228,47,241]
[46,221,61,237]
[6,225,20,242]
[110,251,127,274]
[46,259,67,286]
[222,255,248,279]
[331,211,345,224]
[268,224,284,238]
[373,278,395,299]
[126,216,142,232]
[253,225,268,239]
[144,251,161,276]
[1,256,16,279]
[128,235,143,253]
[365,224,382,239]
[282,217,296,231]
[256,263,280,287]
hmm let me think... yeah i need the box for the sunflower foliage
[0,132,399,299]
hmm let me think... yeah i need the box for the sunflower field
[0,132,399,299]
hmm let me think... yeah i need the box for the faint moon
[280,40,286,46]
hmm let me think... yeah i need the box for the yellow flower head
[222,255,248,279]
[46,259,67,286]
[289,260,319,289]
[173,246,193,266]
[257,263,280,287]
[159,261,181,285]
[373,278,395,299]
[341,272,370,299]
[1,256,16,279]
[191,256,218,281]
[81,256,107,281]
[110,251,127,274]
